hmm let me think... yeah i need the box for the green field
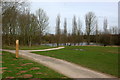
[2,45,55,50]
[1,51,69,79]
[32,46,119,77]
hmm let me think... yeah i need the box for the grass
[1,51,71,79]
[2,45,55,50]
[32,46,119,77]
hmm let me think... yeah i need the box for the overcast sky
[30,2,118,34]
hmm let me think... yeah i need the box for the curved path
[2,47,116,79]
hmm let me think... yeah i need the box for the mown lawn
[32,46,119,77]
[2,45,55,50]
[1,51,70,79]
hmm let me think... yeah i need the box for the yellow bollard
[16,40,19,58]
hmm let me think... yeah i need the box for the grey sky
[30,2,118,34]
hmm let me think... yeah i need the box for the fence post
[16,40,19,58]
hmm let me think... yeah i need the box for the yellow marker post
[16,40,19,58]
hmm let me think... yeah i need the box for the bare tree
[77,18,82,35]
[36,8,49,45]
[27,14,38,46]
[111,26,118,34]
[103,18,109,46]
[72,16,77,35]
[77,18,83,45]
[63,18,67,45]
[17,9,31,46]
[55,14,61,47]
[2,1,25,45]
[2,1,30,46]
[95,19,99,44]
[85,12,96,45]
[103,18,108,34]
[72,15,77,45]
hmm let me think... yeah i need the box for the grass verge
[32,46,119,77]
[1,51,70,79]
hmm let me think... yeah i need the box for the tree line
[55,13,119,46]
[2,1,119,47]
[2,1,49,46]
